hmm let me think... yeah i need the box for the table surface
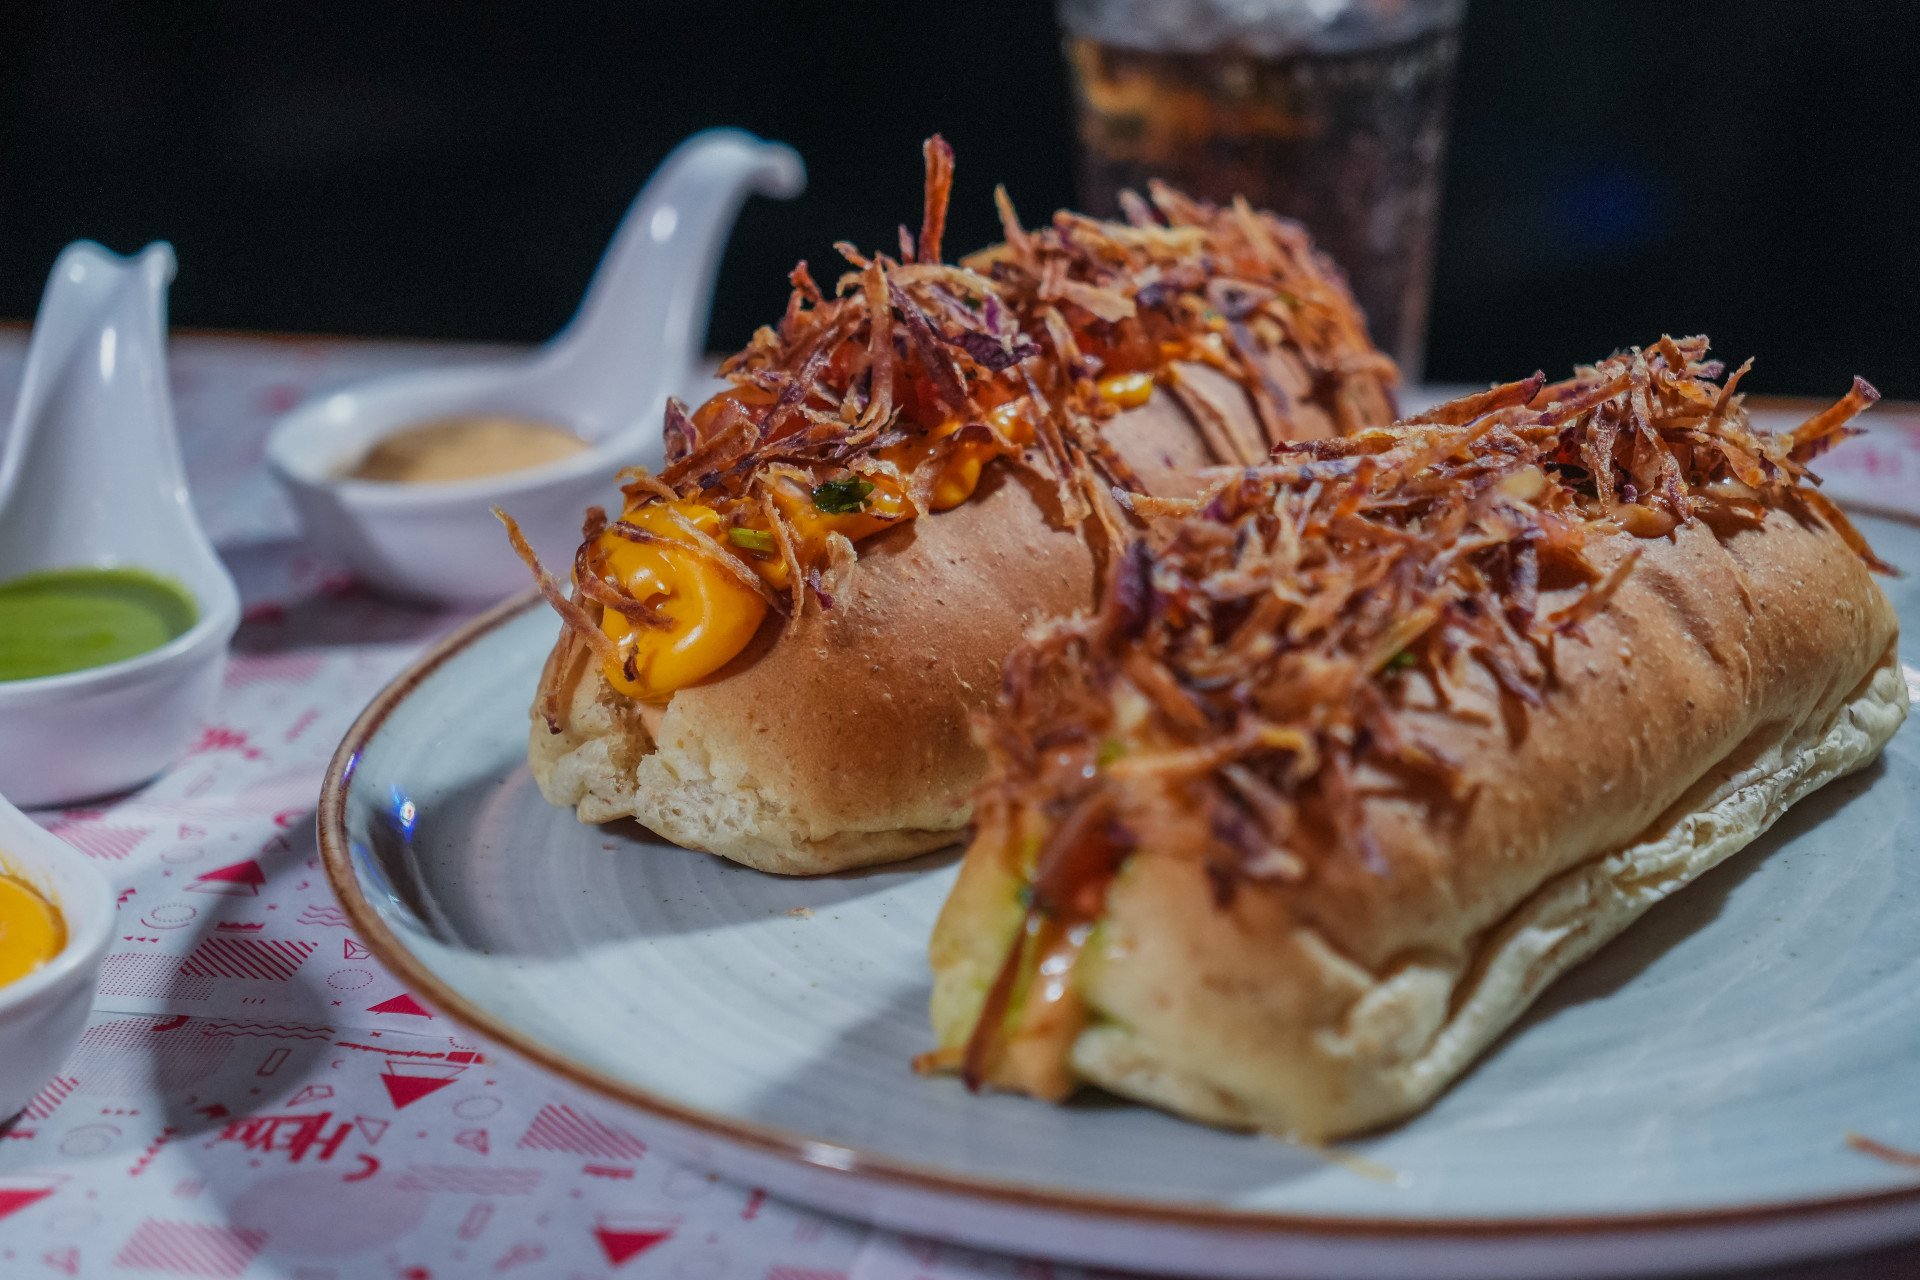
[0,330,1916,1280]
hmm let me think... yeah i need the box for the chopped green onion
[812,476,875,515]
[1096,738,1127,767]
[728,527,775,554]
[1386,649,1418,670]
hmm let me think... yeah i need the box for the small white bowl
[0,242,241,808]
[0,793,113,1122]
[266,128,805,605]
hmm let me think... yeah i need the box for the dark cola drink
[1060,0,1463,375]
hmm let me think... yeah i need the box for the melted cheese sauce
[595,382,1121,701]
[0,875,64,988]
[596,504,768,699]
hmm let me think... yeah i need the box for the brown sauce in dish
[348,416,589,484]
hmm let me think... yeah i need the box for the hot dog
[517,139,1397,873]
[925,338,1904,1138]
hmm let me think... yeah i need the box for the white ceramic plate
[320,512,1920,1280]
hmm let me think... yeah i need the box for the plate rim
[317,587,1920,1242]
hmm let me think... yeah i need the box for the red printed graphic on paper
[213,1112,352,1163]
[379,1060,467,1110]
[592,1214,677,1267]
[179,938,316,982]
[517,1104,648,1160]
[186,860,267,897]
[113,1219,267,1277]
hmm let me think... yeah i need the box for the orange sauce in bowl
[0,875,64,988]
[347,416,590,484]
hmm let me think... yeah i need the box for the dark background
[3,2,1915,395]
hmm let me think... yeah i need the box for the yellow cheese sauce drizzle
[594,374,1150,700]
[0,874,64,988]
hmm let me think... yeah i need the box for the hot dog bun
[530,372,1224,872]
[927,339,1904,1138]
[523,141,1397,874]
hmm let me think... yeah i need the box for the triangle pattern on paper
[353,1115,389,1145]
[379,1071,459,1110]
[595,1227,672,1267]
[366,993,433,1018]
[343,939,369,960]
[0,1187,54,1222]
[187,860,266,896]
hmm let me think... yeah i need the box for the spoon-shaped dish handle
[0,242,222,588]
[536,128,806,427]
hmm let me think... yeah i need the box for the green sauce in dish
[0,567,198,681]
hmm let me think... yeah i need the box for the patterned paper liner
[0,335,1912,1280]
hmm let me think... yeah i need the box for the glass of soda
[1059,0,1464,376]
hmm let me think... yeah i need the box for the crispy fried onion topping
[968,338,1882,1052]
[530,135,1397,669]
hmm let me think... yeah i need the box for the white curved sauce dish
[0,792,114,1122]
[0,241,240,808]
[265,128,806,605]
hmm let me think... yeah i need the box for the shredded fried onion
[521,136,1397,694]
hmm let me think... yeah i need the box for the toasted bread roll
[523,140,1396,873]
[927,339,1904,1138]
